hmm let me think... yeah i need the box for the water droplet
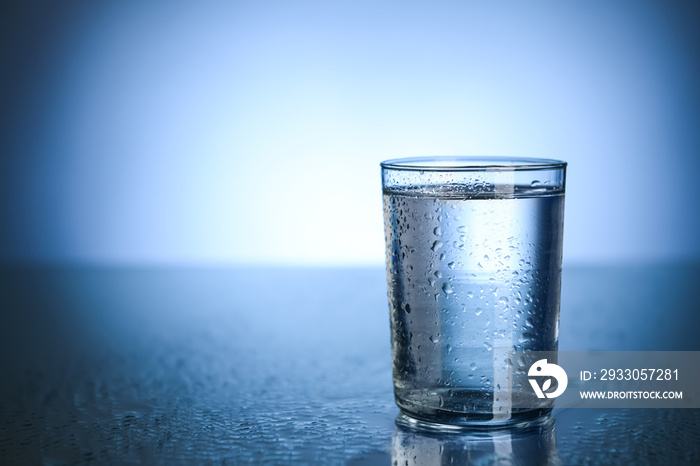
[483,342,493,351]
[431,240,443,251]
[470,362,477,370]
[466,291,474,299]
[442,283,454,294]
[475,307,483,316]
[531,180,542,187]
[433,226,441,235]
[439,253,446,261]
[434,270,443,278]
[429,334,440,343]
[404,303,411,314]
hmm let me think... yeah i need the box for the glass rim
[380,156,567,172]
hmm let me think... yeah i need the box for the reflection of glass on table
[393,413,560,465]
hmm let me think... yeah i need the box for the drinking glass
[381,156,566,426]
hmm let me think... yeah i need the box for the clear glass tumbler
[381,156,566,426]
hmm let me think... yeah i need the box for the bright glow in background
[1,0,698,265]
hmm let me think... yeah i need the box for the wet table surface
[1,263,699,465]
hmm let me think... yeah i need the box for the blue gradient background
[1,0,699,266]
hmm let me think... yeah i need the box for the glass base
[395,387,552,429]
[395,408,553,431]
